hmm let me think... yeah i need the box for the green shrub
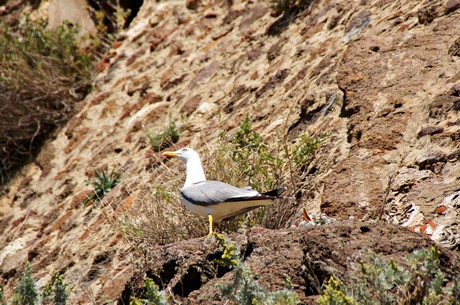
[319,247,459,305]
[214,233,300,305]
[12,263,38,305]
[129,278,168,305]
[319,277,357,305]
[205,115,327,230]
[86,168,121,205]
[41,273,70,305]
[0,285,6,305]
[147,122,181,152]
[291,133,328,165]
[0,16,93,89]
[0,16,94,185]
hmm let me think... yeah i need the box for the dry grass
[202,140,298,231]
[99,119,326,247]
[99,154,207,249]
[0,18,94,186]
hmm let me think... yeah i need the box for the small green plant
[129,278,168,305]
[319,277,357,305]
[147,122,181,152]
[0,285,6,305]
[230,116,283,191]
[214,233,300,305]
[86,168,121,205]
[205,116,327,230]
[291,133,328,165]
[12,262,39,305]
[41,273,70,305]
[319,247,459,305]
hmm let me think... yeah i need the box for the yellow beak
[162,151,177,158]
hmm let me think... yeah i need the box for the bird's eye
[181,148,188,152]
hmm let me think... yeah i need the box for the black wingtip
[262,187,286,198]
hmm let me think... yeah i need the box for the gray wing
[181,180,261,206]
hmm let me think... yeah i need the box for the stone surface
[48,0,96,38]
[124,221,460,304]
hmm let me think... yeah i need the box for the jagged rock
[415,151,446,170]
[121,221,460,304]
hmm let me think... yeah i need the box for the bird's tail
[262,187,286,198]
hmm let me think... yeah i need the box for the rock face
[128,221,459,304]
[0,0,460,303]
[47,0,96,37]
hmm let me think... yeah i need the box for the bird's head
[162,147,200,163]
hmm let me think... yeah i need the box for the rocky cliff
[0,0,459,303]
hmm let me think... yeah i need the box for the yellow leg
[208,214,214,235]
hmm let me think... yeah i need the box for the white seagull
[162,148,284,235]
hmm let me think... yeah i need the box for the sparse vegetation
[87,0,131,54]
[0,2,133,186]
[147,122,181,152]
[0,285,6,305]
[214,233,300,305]
[86,168,121,205]
[5,263,71,305]
[105,116,325,250]
[12,263,38,305]
[116,177,207,247]
[129,278,168,305]
[41,273,70,305]
[319,247,460,305]
[205,115,327,230]
[0,16,95,185]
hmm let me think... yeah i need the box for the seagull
[162,148,284,235]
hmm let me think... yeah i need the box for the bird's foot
[208,214,214,235]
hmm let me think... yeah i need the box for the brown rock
[123,222,460,303]
[186,0,201,10]
[448,36,460,56]
[445,0,460,14]
[181,95,202,116]
[417,126,444,139]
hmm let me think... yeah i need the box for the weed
[291,133,328,166]
[111,168,207,248]
[0,285,5,305]
[0,16,95,185]
[129,278,168,305]
[319,247,458,305]
[318,277,357,305]
[42,273,70,305]
[88,0,131,52]
[230,116,283,191]
[147,122,181,152]
[214,233,300,305]
[12,262,38,305]
[41,285,53,305]
[204,116,327,231]
[86,168,121,205]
